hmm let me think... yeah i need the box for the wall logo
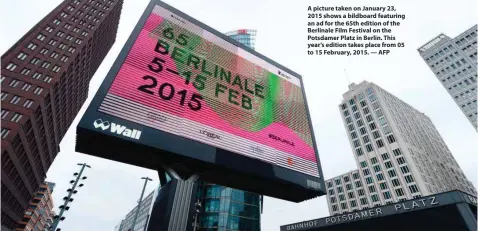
[93,119,142,140]
[199,130,221,139]
[278,70,291,80]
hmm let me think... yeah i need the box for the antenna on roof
[344,69,354,91]
[344,69,351,85]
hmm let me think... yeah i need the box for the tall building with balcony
[1,0,123,229]
[325,81,476,215]
[194,29,261,231]
[15,182,55,231]
[418,25,478,130]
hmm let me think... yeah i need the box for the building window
[39,48,49,55]
[20,68,31,76]
[11,113,23,123]
[17,52,28,60]
[53,19,61,24]
[41,62,51,68]
[383,191,392,200]
[33,87,44,95]
[373,165,381,172]
[366,177,373,184]
[358,189,365,196]
[81,31,88,36]
[9,79,20,87]
[36,33,46,41]
[48,39,57,45]
[409,184,419,194]
[60,12,69,18]
[1,128,10,139]
[365,144,373,152]
[339,194,345,201]
[335,179,342,185]
[363,169,370,176]
[9,95,21,104]
[368,185,376,193]
[45,26,54,32]
[32,72,42,79]
[50,52,59,59]
[56,31,65,37]
[23,99,33,108]
[60,56,69,63]
[397,157,406,165]
[27,42,37,50]
[355,181,362,188]
[360,197,368,205]
[391,179,401,187]
[341,203,347,210]
[52,65,61,73]
[356,148,363,157]
[66,35,73,41]
[362,135,370,144]
[392,148,402,156]
[30,57,40,65]
[6,63,17,71]
[404,175,414,184]
[372,131,381,139]
[21,83,32,91]
[400,166,410,174]
[68,47,76,53]
[348,191,355,198]
[58,43,67,49]
[381,153,390,160]
[1,92,9,101]
[376,173,384,181]
[379,182,388,190]
[369,122,377,130]
[1,109,9,119]
[360,161,368,168]
[385,161,393,169]
[43,76,53,83]
[353,172,360,180]
[387,134,396,144]
[388,169,397,178]
[371,194,379,202]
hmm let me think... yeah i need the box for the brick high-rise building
[1,0,123,229]
[16,182,55,231]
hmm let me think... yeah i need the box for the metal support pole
[456,202,477,231]
[131,177,153,230]
[50,163,90,231]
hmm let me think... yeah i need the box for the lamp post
[50,163,90,231]
[131,177,153,230]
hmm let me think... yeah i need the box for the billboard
[76,0,325,202]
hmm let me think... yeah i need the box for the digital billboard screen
[76,0,325,202]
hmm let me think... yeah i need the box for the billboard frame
[76,0,325,202]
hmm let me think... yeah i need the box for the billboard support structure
[146,166,199,231]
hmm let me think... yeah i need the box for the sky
[0,0,477,230]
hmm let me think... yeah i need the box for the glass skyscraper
[196,29,261,231]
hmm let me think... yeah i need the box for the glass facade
[225,29,257,50]
[196,29,261,231]
[197,183,261,231]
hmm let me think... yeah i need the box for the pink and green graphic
[104,10,317,163]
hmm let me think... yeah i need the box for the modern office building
[325,81,477,215]
[194,29,261,231]
[1,0,123,229]
[116,190,156,231]
[418,25,478,130]
[15,182,55,231]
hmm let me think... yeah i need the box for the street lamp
[50,163,91,231]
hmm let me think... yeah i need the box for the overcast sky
[1,0,477,230]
